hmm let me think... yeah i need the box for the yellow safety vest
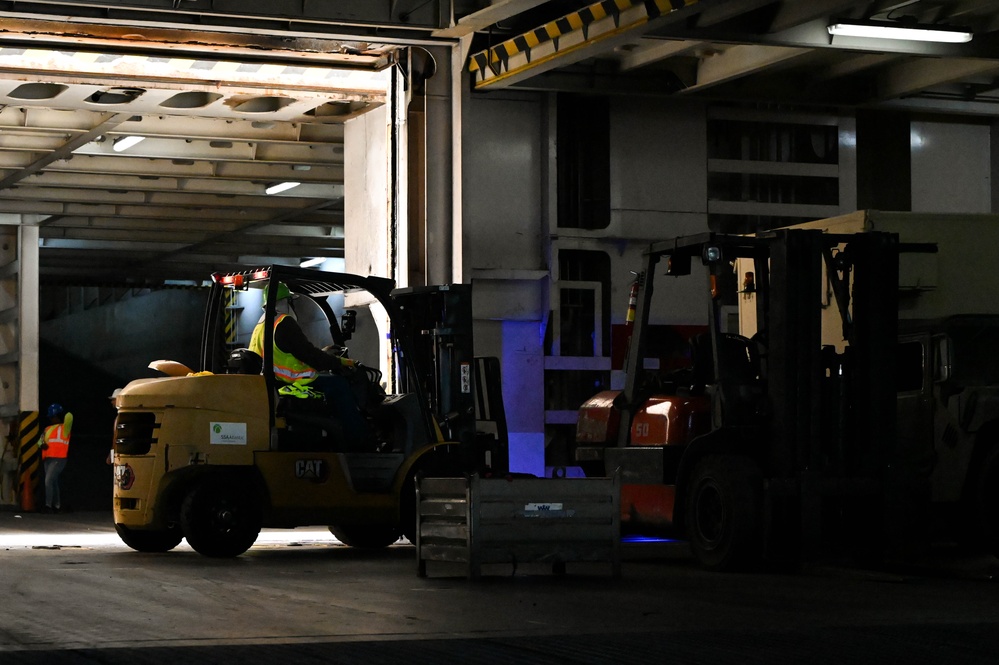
[250,314,318,385]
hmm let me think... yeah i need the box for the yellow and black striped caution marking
[224,287,238,346]
[17,410,40,511]
[469,0,701,87]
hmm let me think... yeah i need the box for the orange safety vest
[249,313,318,385]
[41,423,70,459]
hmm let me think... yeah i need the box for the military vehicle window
[949,324,999,386]
[896,341,924,393]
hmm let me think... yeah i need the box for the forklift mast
[391,284,476,444]
[391,284,509,475]
[621,231,897,451]
[615,229,899,562]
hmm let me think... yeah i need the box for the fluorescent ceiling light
[300,257,325,268]
[112,135,145,152]
[828,20,972,43]
[265,181,301,195]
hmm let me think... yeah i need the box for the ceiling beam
[0,186,342,207]
[137,198,340,274]
[618,38,702,71]
[683,44,812,92]
[649,14,986,58]
[5,155,345,184]
[878,57,999,99]
[693,0,776,27]
[2,108,345,143]
[48,215,246,233]
[0,112,131,191]
[769,0,871,33]
[71,138,344,165]
[814,53,903,80]
[434,0,552,38]
[469,0,703,89]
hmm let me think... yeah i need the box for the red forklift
[575,229,901,569]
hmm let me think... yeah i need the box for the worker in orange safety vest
[37,403,73,513]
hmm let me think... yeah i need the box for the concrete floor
[1,510,998,664]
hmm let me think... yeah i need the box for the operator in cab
[249,281,355,390]
[250,281,370,444]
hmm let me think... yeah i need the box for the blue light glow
[621,534,683,544]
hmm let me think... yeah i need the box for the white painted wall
[911,121,991,213]
[343,102,398,381]
[604,97,709,327]
[462,92,545,272]
[344,105,390,278]
[608,97,708,236]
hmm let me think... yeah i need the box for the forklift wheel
[686,455,763,571]
[180,478,261,558]
[115,523,183,553]
[328,524,401,548]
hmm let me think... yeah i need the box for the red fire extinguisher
[625,274,640,326]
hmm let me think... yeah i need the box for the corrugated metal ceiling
[1,1,998,284]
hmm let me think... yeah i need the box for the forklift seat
[691,333,765,427]
[227,348,262,375]
[691,333,762,386]
[276,393,344,452]
[273,373,382,454]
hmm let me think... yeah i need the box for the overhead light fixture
[265,181,301,195]
[300,257,325,268]
[828,19,972,44]
[112,135,146,152]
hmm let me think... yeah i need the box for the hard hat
[47,403,65,418]
[262,282,295,307]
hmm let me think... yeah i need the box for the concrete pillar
[0,223,38,506]
[856,110,911,211]
[423,44,460,285]
[19,225,38,414]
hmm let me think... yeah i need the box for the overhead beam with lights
[828,20,973,44]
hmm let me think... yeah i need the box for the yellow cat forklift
[112,266,502,557]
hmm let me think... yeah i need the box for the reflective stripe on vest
[43,423,69,459]
[249,313,317,385]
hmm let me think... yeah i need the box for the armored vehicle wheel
[328,524,400,548]
[115,523,183,553]
[686,455,763,571]
[979,448,999,558]
[180,478,261,558]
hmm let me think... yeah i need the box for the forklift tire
[686,455,763,571]
[180,478,261,558]
[115,523,183,553]
[328,525,400,548]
